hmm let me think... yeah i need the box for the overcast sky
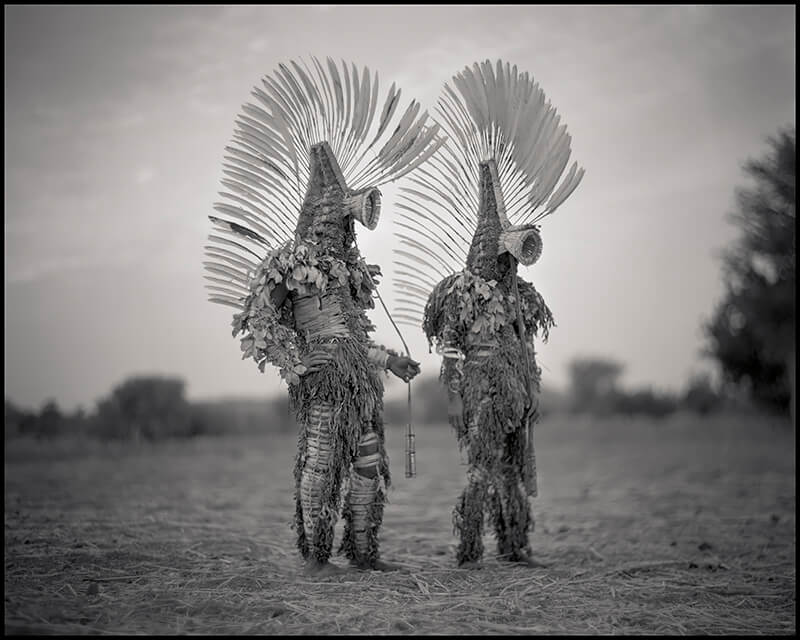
[4,4,796,412]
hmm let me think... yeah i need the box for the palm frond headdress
[392,60,585,326]
[203,57,445,311]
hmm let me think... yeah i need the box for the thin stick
[361,259,416,478]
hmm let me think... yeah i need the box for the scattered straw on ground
[5,413,796,635]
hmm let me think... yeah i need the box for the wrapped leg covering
[290,339,384,563]
[294,402,341,563]
[340,428,387,566]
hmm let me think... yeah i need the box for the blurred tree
[37,400,64,438]
[611,387,678,419]
[94,376,192,441]
[683,372,722,415]
[11,399,64,439]
[5,399,31,438]
[567,357,624,414]
[704,127,795,423]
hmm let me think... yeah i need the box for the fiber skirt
[459,339,537,474]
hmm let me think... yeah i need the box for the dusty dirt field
[4,412,796,635]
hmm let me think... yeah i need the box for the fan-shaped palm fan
[204,56,445,311]
[391,59,585,327]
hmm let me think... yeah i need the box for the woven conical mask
[466,159,543,281]
[391,59,582,331]
[294,142,382,251]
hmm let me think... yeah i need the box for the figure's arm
[510,279,550,399]
[517,280,556,341]
[236,251,337,384]
[439,326,464,391]
[346,254,421,380]
[365,344,420,381]
[365,344,401,373]
[345,245,380,310]
[440,326,466,436]
[366,345,391,369]
[423,274,467,435]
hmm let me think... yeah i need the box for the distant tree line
[5,359,732,443]
[5,399,89,440]
[4,376,293,442]
[564,357,722,420]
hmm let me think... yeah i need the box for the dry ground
[4,412,796,635]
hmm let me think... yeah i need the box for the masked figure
[391,60,584,567]
[204,58,441,574]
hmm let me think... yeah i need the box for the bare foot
[304,559,348,577]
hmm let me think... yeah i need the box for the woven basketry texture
[294,143,350,248]
[466,161,508,280]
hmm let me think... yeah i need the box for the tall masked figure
[204,58,441,574]
[392,60,584,567]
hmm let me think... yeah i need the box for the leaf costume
[392,60,584,565]
[204,58,443,567]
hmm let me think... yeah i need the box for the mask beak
[344,187,382,230]
[499,225,542,266]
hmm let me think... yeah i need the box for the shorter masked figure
[391,60,584,567]
[423,161,554,566]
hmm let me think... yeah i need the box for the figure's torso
[293,287,350,343]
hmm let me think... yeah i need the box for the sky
[4,4,796,412]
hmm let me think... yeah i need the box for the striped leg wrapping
[352,431,381,477]
[298,403,337,562]
[349,472,379,556]
[340,429,385,565]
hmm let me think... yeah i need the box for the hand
[387,355,420,382]
[448,391,464,434]
[300,348,334,375]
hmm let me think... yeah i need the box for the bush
[5,399,94,440]
[5,400,33,439]
[8,399,62,439]
[567,357,625,415]
[683,374,723,415]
